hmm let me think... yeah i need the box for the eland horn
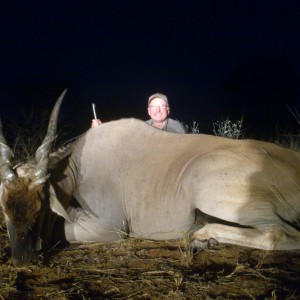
[0,118,16,183]
[33,89,67,186]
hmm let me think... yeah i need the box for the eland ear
[49,185,71,222]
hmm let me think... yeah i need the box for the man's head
[147,93,170,125]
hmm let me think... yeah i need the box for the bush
[5,109,71,165]
[185,121,200,134]
[213,117,245,139]
[275,107,300,152]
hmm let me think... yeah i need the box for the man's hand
[91,119,102,128]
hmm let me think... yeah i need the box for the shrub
[274,106,300,152]
[185,121,200,134]
[213,117,244,139]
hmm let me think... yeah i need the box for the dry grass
[1,210,300,299]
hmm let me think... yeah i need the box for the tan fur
[2,118,300,252]
[1,175,44,235]
[59,118,300,250]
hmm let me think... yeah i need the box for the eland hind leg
[192,220,300,250]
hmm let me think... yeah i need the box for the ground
[1,212,300,299]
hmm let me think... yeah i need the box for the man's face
[148,98,170,123]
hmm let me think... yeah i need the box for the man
[91,93,186,134]
[146,93,186,133]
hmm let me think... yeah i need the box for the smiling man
[146,93,186,133]
[91,93,186,133]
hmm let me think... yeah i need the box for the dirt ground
[1,213,300,300]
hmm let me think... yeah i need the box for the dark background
[1,1,299,141]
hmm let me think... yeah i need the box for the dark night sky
[1,1,300,140]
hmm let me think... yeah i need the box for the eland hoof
[191,238,218,251]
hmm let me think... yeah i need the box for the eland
[1,90,300,266]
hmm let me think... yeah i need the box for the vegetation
[1,219,299,299]
[213,117,245,139]
[275,107,300,152]
[5,110,71,165]
[185,121,200,134]
[275,130,300,152]
[186,117,245,139]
